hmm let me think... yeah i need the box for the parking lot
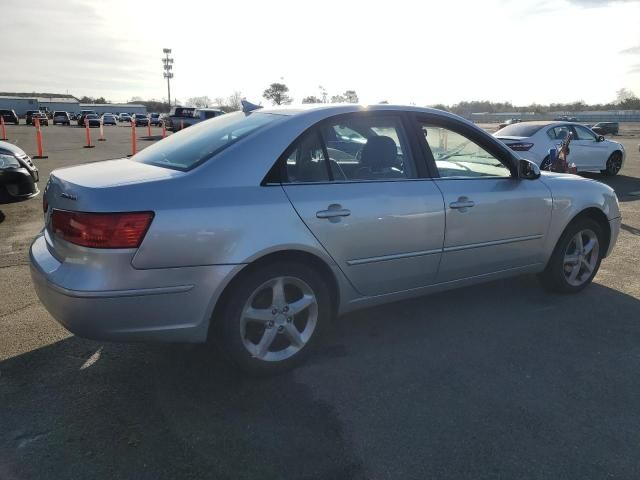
[1,122,640,479]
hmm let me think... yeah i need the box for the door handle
[316,205,351,219]
[449,197,475,211]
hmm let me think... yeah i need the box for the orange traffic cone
[83,118,94,148]
[34,117,48,158]
[0,116,7,141]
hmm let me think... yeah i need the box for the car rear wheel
[601,151,622,176]
[538,217,603,294]
[216,262,330,375]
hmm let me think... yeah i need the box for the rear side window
[134,112,284,171]
[547,126,571,140]
[282,113,416,183]
[494,123,544,137]
[285,131,331,183]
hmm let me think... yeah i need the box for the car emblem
[60,192,78,200]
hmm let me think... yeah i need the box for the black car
[77,110,97,126]
[591,122,619,135]
[0,109,19,125]
[132,114,149,126]
[25,110,40,125]
[0,141,39,203]
[84,114,101,127]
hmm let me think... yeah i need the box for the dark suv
[591,122,619,135]
[0,109,19,125]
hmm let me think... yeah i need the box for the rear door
[414,115,552,283]
[281,112,445,297]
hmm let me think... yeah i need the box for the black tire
[601,151,622,176]
[215,262,331,375]
[538,217,604,294]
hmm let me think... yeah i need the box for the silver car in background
[30,104,621,374]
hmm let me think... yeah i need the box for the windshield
[134,111,284,171]
[494,123,545,137]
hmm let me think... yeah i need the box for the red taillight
[51,210,154,248]
[43,195,48,213]
[508,142,534,151]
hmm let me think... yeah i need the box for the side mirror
[518,158,541,180]
[597,135,605,142]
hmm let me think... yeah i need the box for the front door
[571,124,607,170]
[415,118,553,283]
[281,113,445,296]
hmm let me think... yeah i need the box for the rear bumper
[29,233,242,342]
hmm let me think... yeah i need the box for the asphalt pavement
[1,122,639,479]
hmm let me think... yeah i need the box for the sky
[2,0,640,106]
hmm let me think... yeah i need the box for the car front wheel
[216,262,330,375]
[601,151,622,176]
[539,217,603,293]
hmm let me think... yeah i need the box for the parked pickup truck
[165,106,225,131]
[591,122,619,136]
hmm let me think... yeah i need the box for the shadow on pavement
[582,173,640,202]
[2,276,640,479]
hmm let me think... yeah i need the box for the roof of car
[257,103,450,116]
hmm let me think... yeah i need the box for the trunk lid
[43,159,183,253]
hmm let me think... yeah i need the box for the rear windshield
[494,123,545,137]
[134,112,284,171]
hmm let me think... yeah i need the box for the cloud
[630,64,640,73]
[0,0,154,100]
[621,45,640,54]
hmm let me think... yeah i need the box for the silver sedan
[30,104,621,374]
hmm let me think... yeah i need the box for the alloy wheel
[239,276,318,362]
[563,229,599,287]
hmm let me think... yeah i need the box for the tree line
[433,89,640,116]
[74,86,640,114]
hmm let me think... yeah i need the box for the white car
[494,121,625,176]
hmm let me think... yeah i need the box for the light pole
[162,48,174,107]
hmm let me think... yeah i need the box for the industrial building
[0,96,40,115]
[0,93,146,117]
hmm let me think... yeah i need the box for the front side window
[573,125,597,141]
[282,114,416,183]
[420,123,511,179]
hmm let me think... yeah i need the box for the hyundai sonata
[31,104,621,374]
